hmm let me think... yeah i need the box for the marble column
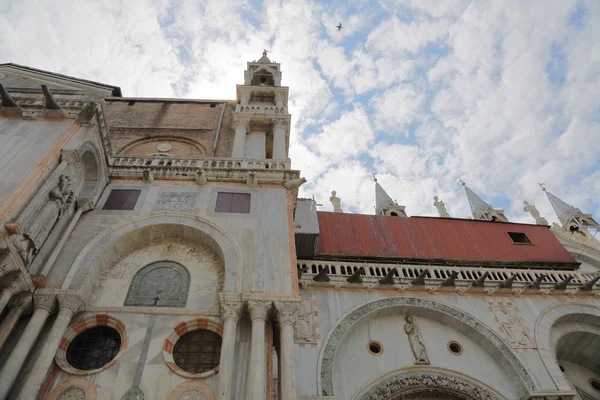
[232,119,249,158]
[274,301,300,400]
[0,294,55,400]
[247,300,271,400]
[18,294,83,399]
[0,293,32,351]
[272,121,287,160]
[217,294,243,400]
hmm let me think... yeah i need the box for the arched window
[125,261,190,307]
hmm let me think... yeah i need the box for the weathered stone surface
[152,192,198,214]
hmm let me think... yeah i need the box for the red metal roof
[315,212,578,267]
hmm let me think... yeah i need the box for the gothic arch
[352,366,507,400]
[316,297,535,398]
[62,213,243,297]
[535,302,600,391]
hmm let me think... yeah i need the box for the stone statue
[16,175,75,265]
[433,196,450,218]
[404,316,429,364]
[330,190,343,213]
[523,201,548,225]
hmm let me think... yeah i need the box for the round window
[173,329,222,374]
[67,326,121,370]
[367,341,383,356]
[447,341,464,356]
[590,378,600,392]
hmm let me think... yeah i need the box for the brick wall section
[105,101,236,157]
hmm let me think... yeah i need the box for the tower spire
[374,178,406,217]
[459,179,508,222]
[540,184,599,235]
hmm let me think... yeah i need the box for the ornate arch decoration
[534,302,600,391]
[118,136,207,157]
[62,213,243,297]
[316,297,536,397]
[352,366,508,400]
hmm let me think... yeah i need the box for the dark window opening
[448,341,463,355]
[67,326,121,370]
[591,379,600,392]
[215,192,251,214]
[173,329,222,374]
[508,232,532,244]
[367,341,382,355]
[103,189,141,210]
[390,212,399,216]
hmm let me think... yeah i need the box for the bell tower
[231,50,291,161]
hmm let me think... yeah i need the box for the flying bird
[337,22,342,31]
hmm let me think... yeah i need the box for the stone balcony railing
[108,155,299,183]
[235,104,287,114]
[297,260,600,296]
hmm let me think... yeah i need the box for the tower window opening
[507,232,532,244]
[250,93,275,104]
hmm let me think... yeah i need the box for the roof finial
[538,182,546,192]
[458,178,466,186]
[372,173,377,183]
[263,49,270,56]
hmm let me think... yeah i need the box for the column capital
[233,116,250,130]
[4,274,29,295]
[33,293,57,313]
[8,292,32,311]
[274,301,300,326]
[247,300,271,322]
[273,119,287,130]
[219,293,243,321]
[57,293,85,313]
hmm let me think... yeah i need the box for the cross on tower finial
[538,182,546,192]
[458,178,466,186]
[372,173,378,183]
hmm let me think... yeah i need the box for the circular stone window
[447,341,464,356]
[367,340,383,356]
[173,329,222,375]
[590,378,600,392]
[67,326,122,371]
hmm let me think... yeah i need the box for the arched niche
[317,297,535,399]
[118,137,207,157]
[352,366,507,400]
[535,303,600,392]
[73,141,103,201]
[62,213,243,299]
[124,261,191,307]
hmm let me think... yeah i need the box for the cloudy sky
[1,0,599,224]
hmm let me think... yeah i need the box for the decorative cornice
[274,300,300,325]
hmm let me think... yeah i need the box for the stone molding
[317,296,535,397]
[87,306,219,316]
[524,392,576,400]
[274,300,300,325]
[534,302,600,392]
[353,368,507,400]
[248,300,272,321]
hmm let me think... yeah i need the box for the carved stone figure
[433,196,450,218]
[329,190,343,213]
[523,201,549,225]
[16,175,75,265]
[295,296,316,343]
[404,316,429,364]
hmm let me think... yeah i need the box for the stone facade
[0,57,599,400]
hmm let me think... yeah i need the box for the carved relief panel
[295,295,317,344]
[490,301,535,348]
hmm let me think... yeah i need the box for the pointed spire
[539,183,583,227]
[374,174,406,217]
[459,179,508,221]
